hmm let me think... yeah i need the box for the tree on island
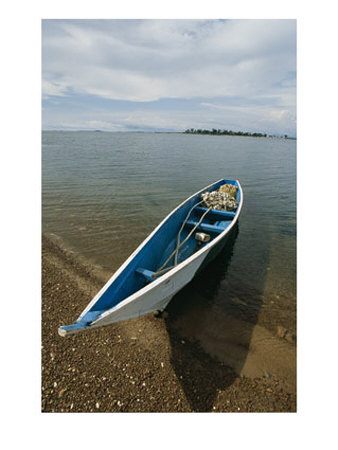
[184,128,267,138]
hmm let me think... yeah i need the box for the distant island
[184,128,294,139]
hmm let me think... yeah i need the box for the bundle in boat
[200,183,238,211]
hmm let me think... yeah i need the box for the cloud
[42,19,296,135]
[42,79,68,98]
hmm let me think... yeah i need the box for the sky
[42,19,296,136]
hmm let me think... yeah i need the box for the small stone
[277,326,288,339]
[181,340,185,344]
[285,332,297,344]
[58,388,67,398]
[96,402,100,409]
[161,362,164,368]
[53,382,57,388]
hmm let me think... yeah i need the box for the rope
[174,200,204,265]
[151,184,238,279]
[152,204,212,279]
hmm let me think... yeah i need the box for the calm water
[42,131,296,339]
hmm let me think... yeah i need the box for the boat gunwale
[80,178,243,325]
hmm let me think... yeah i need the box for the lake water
[42,131,296,373]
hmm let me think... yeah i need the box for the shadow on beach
[164,224,267,411]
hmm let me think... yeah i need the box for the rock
[276,326,288,339]
[285,332,297,344]
[277,326,296,344]
[58,388,67,398]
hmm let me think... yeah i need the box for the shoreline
[42,233,296,412]
[42,130,297,139]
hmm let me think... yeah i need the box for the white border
[4,4,338,450]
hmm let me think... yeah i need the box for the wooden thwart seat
[194,206,236,219]
[184,220,225,234]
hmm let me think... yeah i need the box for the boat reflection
[164,224,265,411]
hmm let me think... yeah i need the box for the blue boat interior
[61,179,240,332]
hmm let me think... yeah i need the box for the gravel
[42,234,296,412]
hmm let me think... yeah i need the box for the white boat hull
[92,249,210,328]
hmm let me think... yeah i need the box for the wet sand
[42,234,296,412]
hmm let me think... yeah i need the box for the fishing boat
[58,178,243,336]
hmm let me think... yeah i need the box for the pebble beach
[42,234,296,413]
